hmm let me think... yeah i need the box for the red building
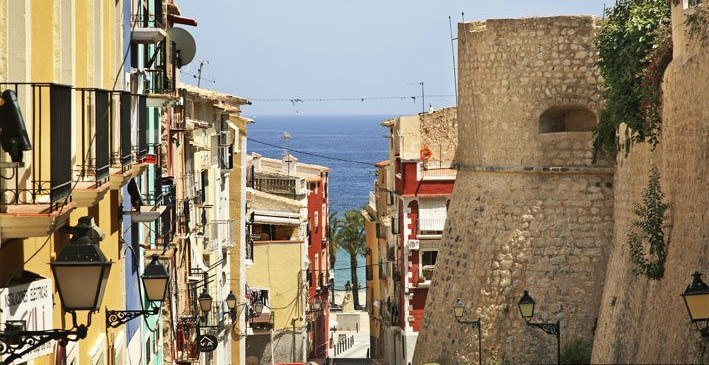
[305,166,330,359]
[373,109,457,365]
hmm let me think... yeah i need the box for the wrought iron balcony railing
[0,83,73,210]
[111,91,133,170]
[133,94,148,161]
[75,88,110,185]
[131,0,164,29]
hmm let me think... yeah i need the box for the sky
[177,0,608,116]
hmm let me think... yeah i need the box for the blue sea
[245,114,390,290]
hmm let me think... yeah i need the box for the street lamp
[517,290,560,365]
[106,254,169,328]
[253,300,264,317]
[0,217,113,364]
[681,272,709,338]
[452,298,482,365]
[225,291,237,320]
[198,290,214,315]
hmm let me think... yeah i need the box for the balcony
[130,0,166,44]
[133,94,149,163]
[0,83,75,238]
[156,179,176,247]
[72,88,111,207]
[208,219,236,252]
[251,175,298,197]
[109,92,136,189]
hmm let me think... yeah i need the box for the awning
[168,14,198,27]
[252,210,301,225]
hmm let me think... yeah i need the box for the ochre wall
[591,3,709,363]
[413,16,611,364]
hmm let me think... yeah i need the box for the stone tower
[413,16,613,364]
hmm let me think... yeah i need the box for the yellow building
[0,0,130,364]
[245,188,308,364]
[229,114,253,365]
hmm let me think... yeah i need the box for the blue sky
[177,0,608,116]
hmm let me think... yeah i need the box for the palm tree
[336,209,366,309]
[328,211,341,270]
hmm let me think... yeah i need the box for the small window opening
[539,105,596,133]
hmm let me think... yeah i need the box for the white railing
[208,219,237,250]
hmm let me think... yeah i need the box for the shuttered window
[418,198,447,232]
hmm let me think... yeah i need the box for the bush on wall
[593,0,671,158]
[628,167,669,280]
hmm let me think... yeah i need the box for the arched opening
[539,105,596,133]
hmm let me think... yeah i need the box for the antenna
[280,132,292,176]
[419,82,425,114]
[449,16,459,105]
[280,132,292,155]
[194,60,216,87]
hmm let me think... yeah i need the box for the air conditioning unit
[407,239,419,250]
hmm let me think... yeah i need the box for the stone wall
[591,3,709,363]
[420,107,458,167]
[413,16,612,364]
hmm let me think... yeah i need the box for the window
[314,211,319,232]
[421,250,438,282]
[539,105,596,133]
[419,198,447,232]
[422,250,438,267]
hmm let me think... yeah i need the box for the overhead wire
[246,94,455,103]
[248,137,375,166]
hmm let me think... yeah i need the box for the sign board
[0,278,54,363]
[197,334,218,353]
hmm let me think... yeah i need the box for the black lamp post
[453,298,482,365]
[681,272,709,338]
[0,218,113,365]
[106,254,169,328]
[518,290,560,365]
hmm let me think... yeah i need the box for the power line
[247,137,375,166]
[246,94,455,103]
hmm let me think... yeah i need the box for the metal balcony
[75,88,110,185]
[134,94,148,161]
[130,0,166,44]
[0,83,72,208]
[0,83,75,238]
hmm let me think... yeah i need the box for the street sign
[197,334,218,353]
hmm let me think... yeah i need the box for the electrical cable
[247,137,375,166]
[246,94,455,103]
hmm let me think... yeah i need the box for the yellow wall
[0,1,126,364]
[246,242,304,331]
[229,118,248,364]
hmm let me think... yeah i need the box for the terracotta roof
[375,160,390,167]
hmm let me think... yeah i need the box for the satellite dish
[167,27,196,68]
